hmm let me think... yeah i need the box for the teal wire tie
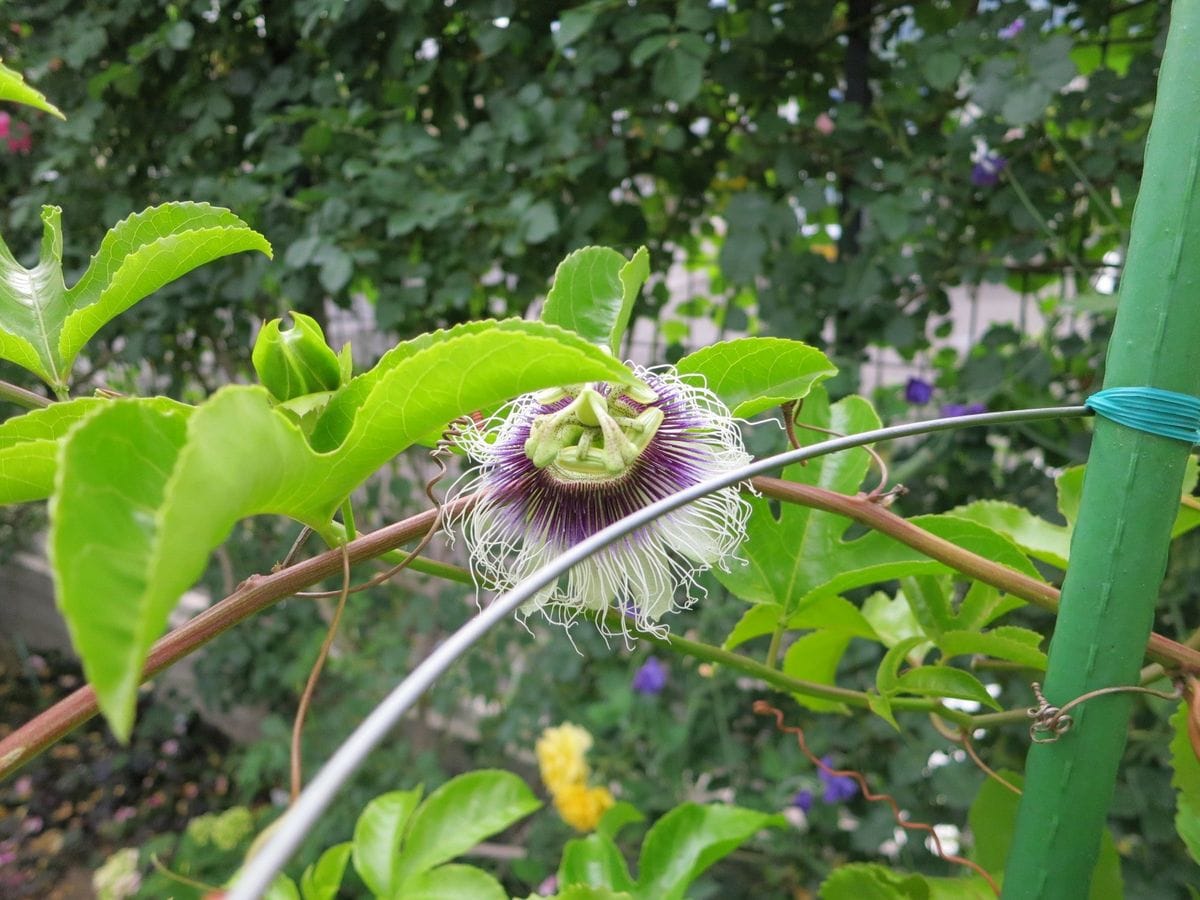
[1086,387,1200,445]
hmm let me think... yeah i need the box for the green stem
[608,613,976,727]
[0,379,52,410]
[764,623,786,669]
[1044,129,1126,236]
[340,498,357,542]
[378,549,474,585]
[1004,4,1200,896]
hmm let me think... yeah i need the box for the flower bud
[252,312,343,402]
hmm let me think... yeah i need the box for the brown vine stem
[0,378,53,410]
[4,479,1198,781]
[0,497,474,780]
[749,476,1200,672]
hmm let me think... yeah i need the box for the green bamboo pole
[1003,3,1200,896]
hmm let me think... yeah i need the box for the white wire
[228,405,1087,897]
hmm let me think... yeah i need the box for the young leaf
[558,833,637,894]
[1170,701,1200,865]
[558,887,635,900]
[300,842,351,900]
[539,246,649,355]
[0,397,104,504]
[596,802,646,841]
[893,666,1000,710]
[352,788,423,898]
[0,58,65,118]
[634,803,786,900]
[263,874,302,900]
[675,337,837,418]
[782,630,854,713]
[817,863,930,899]
[0,204,271,393]
[876,636,927,698]
[948,500,1070,569]
[394,864,507,900]
[723,604,784,651]
[49,321,631,737]
[394,770,540,882]
[936,626,1047,669]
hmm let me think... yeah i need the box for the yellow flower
[536,722,593,796]
[553,782,615,833]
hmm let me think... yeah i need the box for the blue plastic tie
[1085,387,1200,445]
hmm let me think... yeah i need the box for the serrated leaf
[894,666,1000,710]
[876,636,927,697]
[635,803,785,900]
[782,630,854,713]
[0,204,271,391]
[0,58,65,118]
[352,789,423,898]
[539,246,649,356]
[1170,702,1200,865]
[675,338,837,418]
[558,833,637,894]
[0,397,104,504]
[395,770,540,881]
[818,862,930,899]
[50,320,633,737]
[787,595,879,639]
[937,626,1046,669]
[949,500,1070,569]
[301,842,351,900]
[723,604,783,651]
[395,864,507,900]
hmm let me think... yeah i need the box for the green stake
[1003,3,1200,896]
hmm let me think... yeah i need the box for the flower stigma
[452,365,752,636]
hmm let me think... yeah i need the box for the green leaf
[1170,702,1200,865]
[723,604,784,651]
[395,864,507,900]
[894,666,1000,710]
[876,636,927,697]
[50,321,631,736]
[782,630,854,712]
[559,887,634,900]
[0,58,65,118]
[948,500,1070,569]
[558,833,637,893]
[555,7,601,50]
[395,770,540,881]
[786,595,879,639]
[819,863,930,899]
[301,842,351,900]
[540,246,649,355]
[936,627,1047,669]
[675,337,837,418]
[264,874,302,900]
[49,400,192,740]
[352,788,423,898]
[0,397,104,504]
[652,48,703,104]
[0,204,272,391]
[922,50,961,90]
[634,803,785,900]
[967,771,1124,898]
[596,802,646,841]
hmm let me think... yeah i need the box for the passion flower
[453,365,751,634]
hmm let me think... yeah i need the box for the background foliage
[2,1,1197,897]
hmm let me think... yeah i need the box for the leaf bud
[252,312,343,402]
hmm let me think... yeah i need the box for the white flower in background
[453,365,751,635]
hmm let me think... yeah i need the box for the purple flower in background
[971,153,1007,187]
[999,17,1026,39]
[940,402,988,417]
[819,756,859,804]
[792,789,814,813]
[904,377,934,405]
[632,656,668,695]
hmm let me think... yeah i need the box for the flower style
[453,365,751,634]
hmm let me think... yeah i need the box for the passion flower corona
[453,365,751,634]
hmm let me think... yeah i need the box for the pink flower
[114,805,137,823]
[815,112,835,135]
[0,112,9,139]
